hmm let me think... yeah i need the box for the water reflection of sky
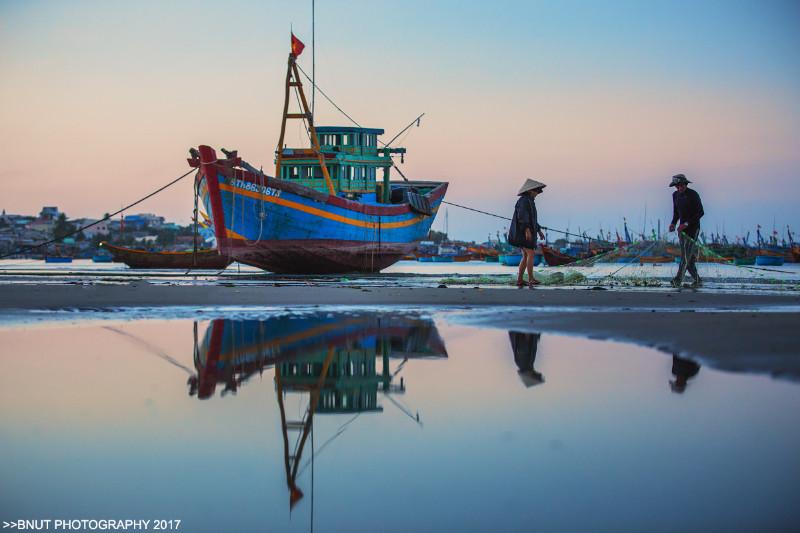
[1,313,798,531]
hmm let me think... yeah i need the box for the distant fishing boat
[541,245,577,266]
[500,254,523,266]
[91,254,113,263]
[100,242,232,270]
[500,252,542,266]
[44,256,72,263]
[755,255,785,266]
[638,255,673,264]
[190,39,446,274]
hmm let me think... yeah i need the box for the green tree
[428,229,447,244]
[52,213,76,240]
[156,229,177,247]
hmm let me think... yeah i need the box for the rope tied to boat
[0,167,198,260]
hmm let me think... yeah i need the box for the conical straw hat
[518,178,547,195]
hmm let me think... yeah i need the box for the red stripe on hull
[220,238,415,274]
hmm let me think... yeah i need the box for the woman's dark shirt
[508,196,539,248]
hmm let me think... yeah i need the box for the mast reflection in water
[187,312,447,509]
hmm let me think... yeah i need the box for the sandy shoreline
[1,283,798,310]
[1,284,798,380]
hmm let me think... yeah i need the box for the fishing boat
[190,41,446,274]
[91,254,113,263]
[500,253,522,266]
[100,242,232,270]
[755,254,785,267]
[44,256,73,263]
[540,245,577,266]
[638,255,674,264]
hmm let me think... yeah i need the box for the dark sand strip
[0,283,798,310]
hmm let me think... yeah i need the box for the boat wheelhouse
[277,126,404,203]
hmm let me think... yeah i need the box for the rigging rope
[440,200,601,242]
[0,168,198,260]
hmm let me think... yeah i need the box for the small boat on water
[734,256,756,266]
[92,254,113,263]
[500,254,522,266]
[541,245,577,266]
[100,242,232,270]
[44,256,73,263]
[431,255,454,263]
[755,255,785,266]
[638,255,674,264]
[484,255,499,263]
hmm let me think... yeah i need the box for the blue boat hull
[196,146,447,273]
[45,257,73,263]
[755,255,784,266]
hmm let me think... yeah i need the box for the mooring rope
[0,168,198,260]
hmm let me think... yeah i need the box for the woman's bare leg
[526,248,535,282]
[517,253,525,286]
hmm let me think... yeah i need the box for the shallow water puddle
[1,311,798,532]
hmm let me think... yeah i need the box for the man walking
[668,174,704,288]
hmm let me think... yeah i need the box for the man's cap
[668,174,691,187]
[518,178,547,195]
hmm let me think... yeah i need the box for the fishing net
[437,237,799,291]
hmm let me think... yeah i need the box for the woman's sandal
[516,280,525,288]
[528,279,541,288]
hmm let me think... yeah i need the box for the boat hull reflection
[189,313,447,400]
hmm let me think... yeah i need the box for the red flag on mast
[291,33,305,57]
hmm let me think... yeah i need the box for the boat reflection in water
[187,312,447,508]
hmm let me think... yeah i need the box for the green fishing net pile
[439,270,587,286]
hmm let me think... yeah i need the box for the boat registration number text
[232,178,281,198]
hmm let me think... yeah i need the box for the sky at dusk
[1,0,798,242]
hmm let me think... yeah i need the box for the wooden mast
[275,54,336,195]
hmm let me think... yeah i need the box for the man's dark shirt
[671,188,704,233]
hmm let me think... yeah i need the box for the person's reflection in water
[670,354,701,394]
[509,331,544,387]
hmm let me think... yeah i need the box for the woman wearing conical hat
[508,179,546,288]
